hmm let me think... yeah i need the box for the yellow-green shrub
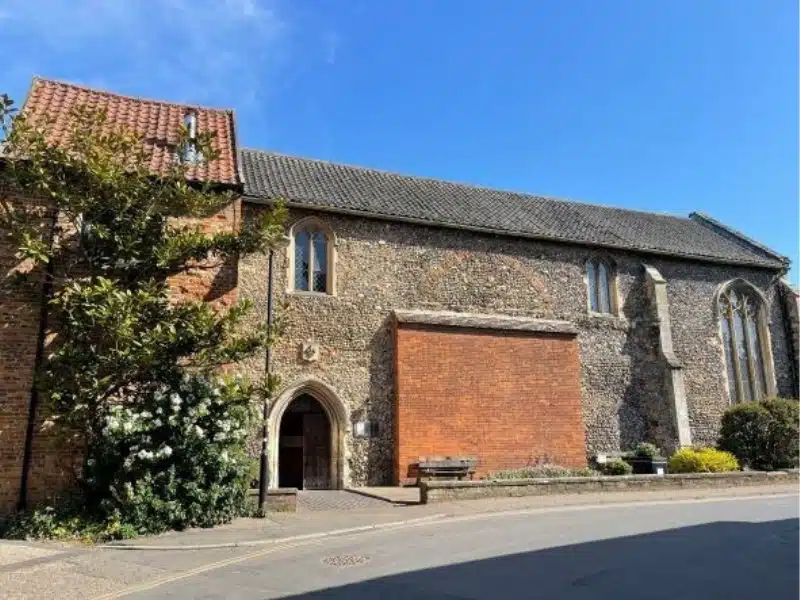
[668,447,739,473]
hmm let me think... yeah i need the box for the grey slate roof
[239,149,788,269]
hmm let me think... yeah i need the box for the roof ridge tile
[30,76,235,114]
[239,148,689,222]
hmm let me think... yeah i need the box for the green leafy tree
[0,94,285,535]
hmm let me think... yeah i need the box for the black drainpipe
[257,249,275,513]
[18,211,58,511]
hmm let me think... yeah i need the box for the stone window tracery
[587,259,616,314]
[718,283,773,403]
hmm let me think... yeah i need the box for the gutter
[241,195,786,271]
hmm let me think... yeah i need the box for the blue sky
[2,0,797,280]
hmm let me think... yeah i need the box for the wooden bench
[415,457,477,485]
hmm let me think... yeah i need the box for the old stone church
[1,78,798,511]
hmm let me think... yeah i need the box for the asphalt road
[115,493,798,600]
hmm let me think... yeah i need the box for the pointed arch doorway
[278,394,330,489]
[268,378,346,490]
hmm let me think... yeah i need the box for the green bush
[599,458,633,476]
[668,447,739,473]
[248,459,262,490]
[718,398,799,471]
[630,443,662,459]
[0,503,137,543]
[487,464,597,480]
[717,402,768,468]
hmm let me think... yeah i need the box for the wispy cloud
[323,30,342,65]
[0,1,291,108]
[0,0,346,146]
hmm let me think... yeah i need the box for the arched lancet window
[290,219,335,294]
[587,258,615,314]
[718,282,774,403]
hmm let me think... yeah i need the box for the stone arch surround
[268,376,348,490]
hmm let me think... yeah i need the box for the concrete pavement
[107,483,797,549]
[1,486,797,599]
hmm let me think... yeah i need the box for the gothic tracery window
[587,259,615,314]
[718,284,770,403]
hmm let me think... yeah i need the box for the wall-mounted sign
[354,421,379,438]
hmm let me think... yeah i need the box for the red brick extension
[1,77,243,516]
[0,201,240,516]
[394,323,587,484]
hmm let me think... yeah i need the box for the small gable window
[179,111,201,164]
[290,219,335,294]
[586,258,615,314]
[718,282,774,403]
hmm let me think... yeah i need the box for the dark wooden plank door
[303,413,330,489]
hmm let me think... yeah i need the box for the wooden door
[303,413,330,489]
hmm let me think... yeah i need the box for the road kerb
[101,513,450,551]
[101,488,799,552]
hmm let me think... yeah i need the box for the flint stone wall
[237,206,794,487]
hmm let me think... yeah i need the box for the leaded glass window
[293,224,330,293]
[587,261,598,311]
[718,285,769,403]
[311,231,327,293]
[587,259,615,314]
[294,231,310,291]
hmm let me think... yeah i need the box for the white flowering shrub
[85,374,255,533]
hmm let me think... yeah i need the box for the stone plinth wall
[420,470,800,503]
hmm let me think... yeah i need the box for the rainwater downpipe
[257,249,274,514]
[18,211,58,510]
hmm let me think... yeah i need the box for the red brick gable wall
[393,323,587,484]
[167,200,242,309]
[0,230,44,514]
[0,196,241,516]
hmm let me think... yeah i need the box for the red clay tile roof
[20,77,239,186]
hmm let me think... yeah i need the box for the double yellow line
[93,539,322,599]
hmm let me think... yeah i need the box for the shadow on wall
[363,316,395,486]
[619,268,675,452]
[274,518,799,599]
[203,257,238,306]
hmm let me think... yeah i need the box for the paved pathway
[297,491,390,512]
